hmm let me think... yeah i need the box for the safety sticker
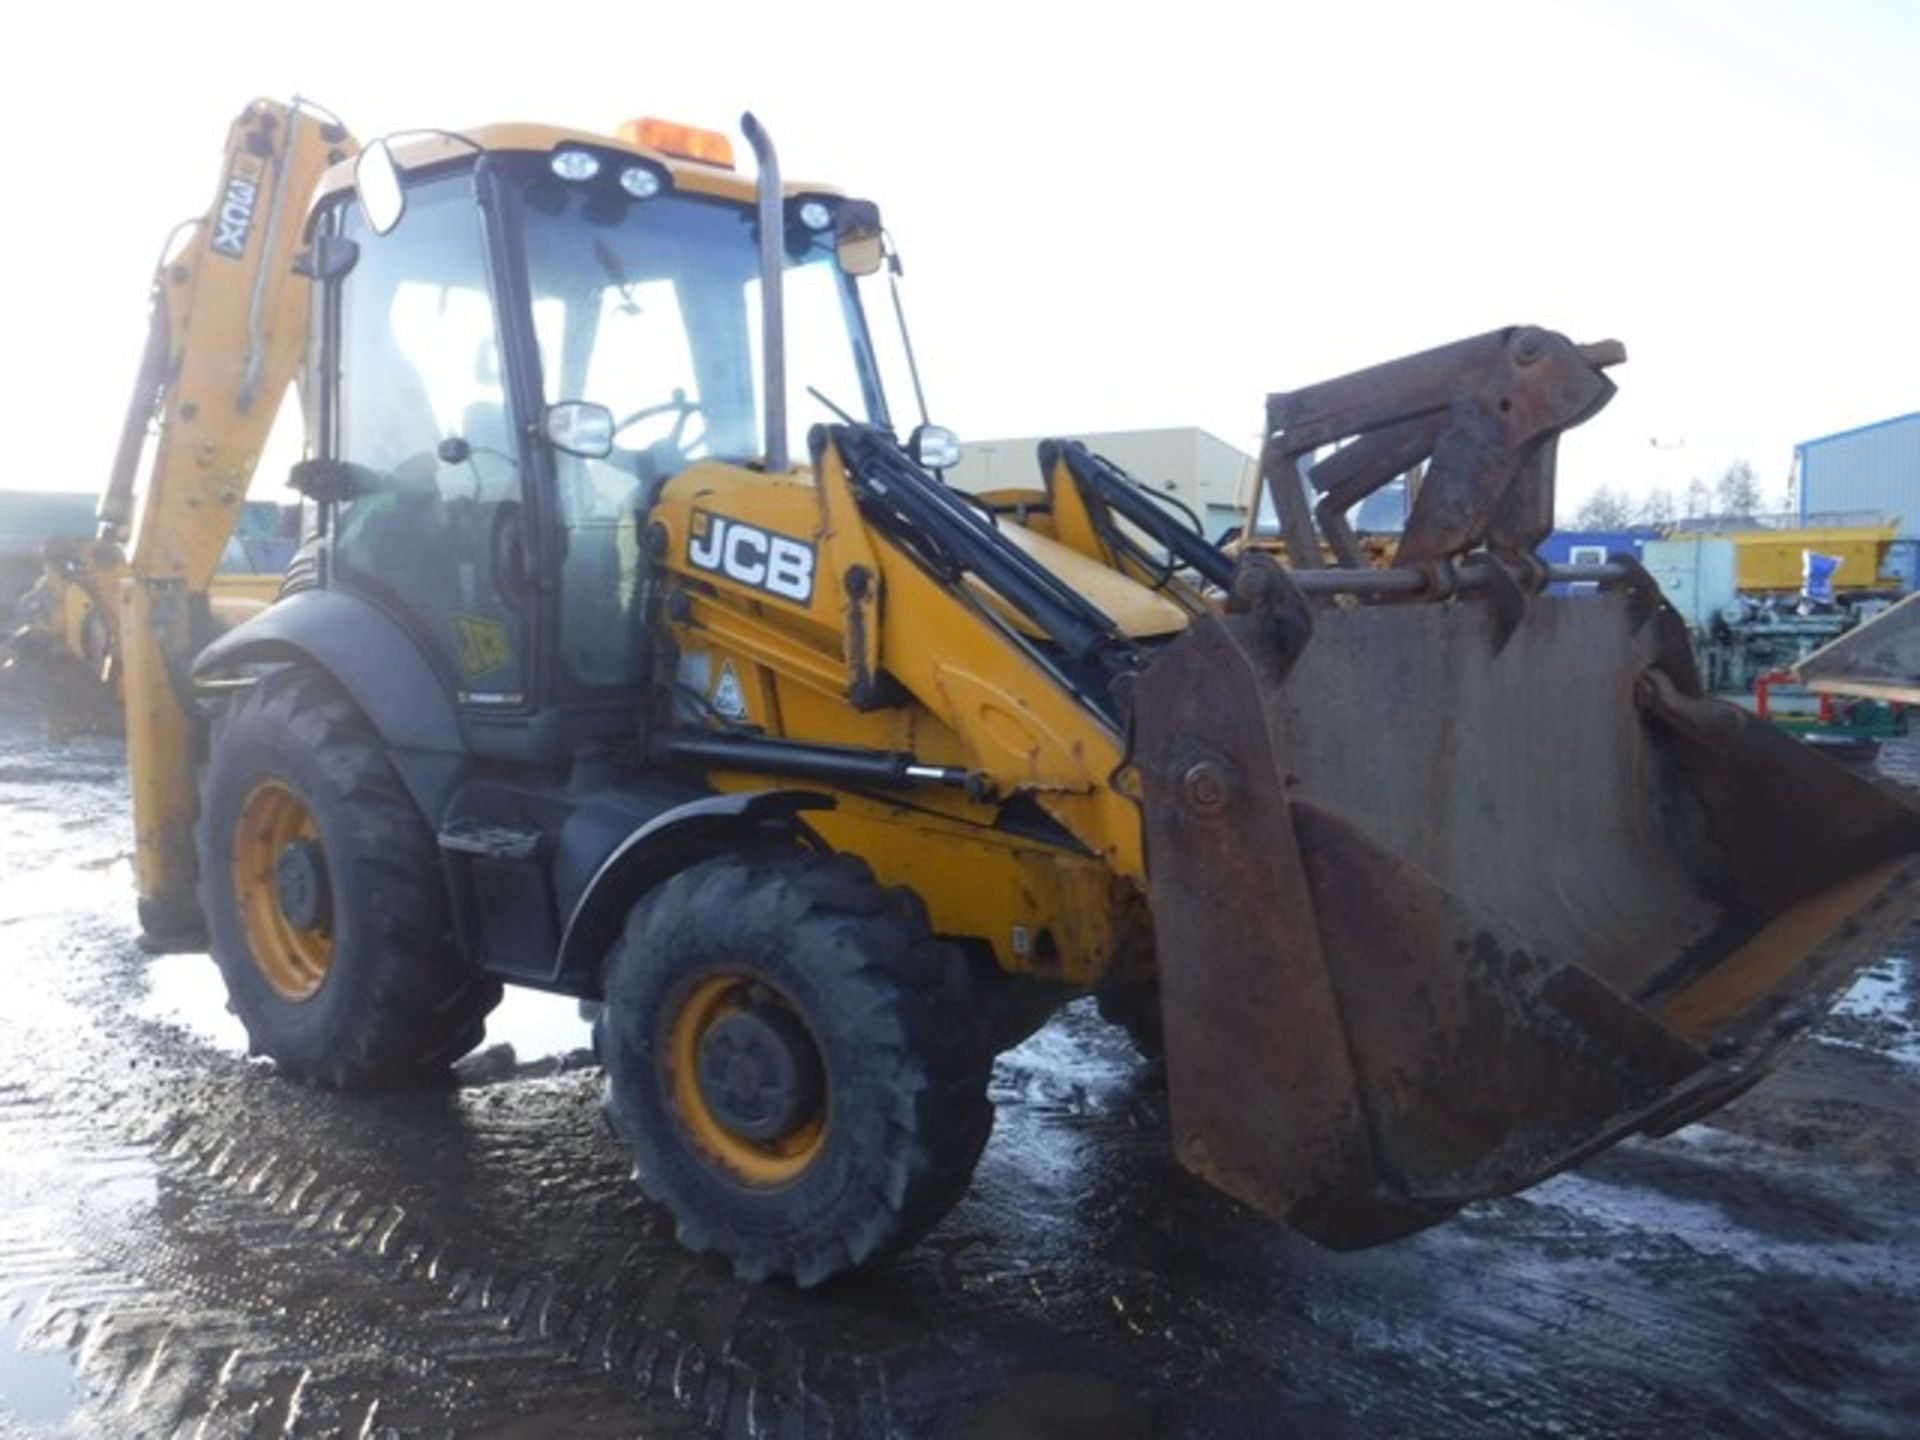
[711,660,750,722]
[451,612,515,678]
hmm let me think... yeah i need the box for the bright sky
[1,0,1913,519]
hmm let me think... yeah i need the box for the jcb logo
[210,165,261,259]
[687,510,815,604]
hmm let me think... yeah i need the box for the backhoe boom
[117,99,355,939]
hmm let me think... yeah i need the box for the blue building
[1535,528,1661,595]
[1795,412,1920,529]
[1536,528,1661,568]
[1795,412,1920,593]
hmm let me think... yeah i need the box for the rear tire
[196,668,498,1087]
[597,851,993,1286]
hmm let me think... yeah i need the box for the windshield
[497,153,891,691]
[505,154,887,471]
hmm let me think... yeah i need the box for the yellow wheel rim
[232,780,334,1001]
[667,975,827,1186]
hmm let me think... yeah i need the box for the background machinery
[97,97,1920,1285]
[2,502,296,733]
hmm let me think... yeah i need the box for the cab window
[329,174,528,706]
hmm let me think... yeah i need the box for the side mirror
[834,199,884,277]
[908,424,960,471]
[544,401,615,459]
[355,140,406,236]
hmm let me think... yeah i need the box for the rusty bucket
[1131,556,1920,1248]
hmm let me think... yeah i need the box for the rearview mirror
[355,140,406,236]
[834,199,884,277]
[544,401,615,459]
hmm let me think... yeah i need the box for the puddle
[994,1000,1140,1108]
[1528,1160,1920,1289]
[0,1287,83,1428]
[138,953,250,1056]
[69,1150,160,1215]
[1822,954,1920,1068]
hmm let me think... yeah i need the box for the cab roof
[313,121,838,216]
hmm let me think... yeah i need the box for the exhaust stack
[740,112,787,474]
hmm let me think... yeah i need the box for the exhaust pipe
[740,113,787,474]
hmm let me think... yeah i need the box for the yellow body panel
[1668,523,1898,594]
[970,523,1191,639]
[707,778,1127,980]
[1039,452,1212,617]
[654,444,1154,962]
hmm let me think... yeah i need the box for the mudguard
[193,589,461,751]
[552,790,834,988]
[191,589,465,818]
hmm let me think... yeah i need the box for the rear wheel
[196,668,499,1087]
[597,851,993,1286]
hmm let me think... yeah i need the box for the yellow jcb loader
[102,97,1920,1284]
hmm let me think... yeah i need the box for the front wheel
[196,668,499,1087]
[597,851,993,1286]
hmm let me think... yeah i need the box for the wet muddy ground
[2,708,1918,1438]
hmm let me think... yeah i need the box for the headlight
[620,166,662,199]
[550,149,601,182]
[798,199,833,232]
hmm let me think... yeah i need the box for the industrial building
[1796,411,1920,528]
[946,427,1257,540]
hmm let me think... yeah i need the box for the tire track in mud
[6,711,1920,1438]
[0,1032,705,1436]
[12,960,1920,1440]
[143,1107,839,1439]
[3,934,932,1435]
[0,935,701,1435]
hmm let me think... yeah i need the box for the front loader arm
[119,99,356,941]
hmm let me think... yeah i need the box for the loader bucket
[1131,557,1920,1249]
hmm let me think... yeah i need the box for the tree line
[1569,459,1766,530]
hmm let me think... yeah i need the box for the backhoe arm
[119,98,355,941]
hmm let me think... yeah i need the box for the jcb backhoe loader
[106,97,1920,1285]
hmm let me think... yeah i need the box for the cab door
[321,172,532,709]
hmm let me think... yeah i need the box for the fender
[553,790,834,989]
[191,589,466,814]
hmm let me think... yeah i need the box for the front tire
[597,851,993,1286]
[196,668,498,1087]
